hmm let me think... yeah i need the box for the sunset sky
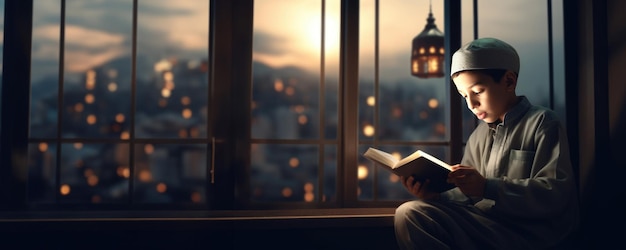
[19,0,564,108]
[251,0,564,107]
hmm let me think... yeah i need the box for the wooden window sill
[0,208,396,231]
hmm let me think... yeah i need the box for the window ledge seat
[0,208,398,249]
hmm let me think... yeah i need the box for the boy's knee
[395,200,430,219]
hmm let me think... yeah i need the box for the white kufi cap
[450,37,520,76]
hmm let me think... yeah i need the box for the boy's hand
[401,176,440,200]
[448,164,486,198]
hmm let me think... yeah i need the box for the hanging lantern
[411,4,444,78]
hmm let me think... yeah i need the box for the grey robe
[395,96,579,250]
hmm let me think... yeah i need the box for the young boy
[394,37,579,249]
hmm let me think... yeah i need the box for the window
[357,0,450,202]
[465,0,566,118]
[461,0,566,126]
[249,0,341,206]
[1,0,566,214]
[27,0,212,208]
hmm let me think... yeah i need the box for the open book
[363,147,455,193]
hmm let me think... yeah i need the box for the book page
[364,148,399,167]
[395,150,452,171]
[418,150,452,171]
[396,150,425,167]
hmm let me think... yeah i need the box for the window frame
[1,0,32,210]
[1,0,565,217]
[0,0,463,213]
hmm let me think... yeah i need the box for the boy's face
[453,70,517,123]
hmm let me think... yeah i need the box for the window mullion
[318,0,327,204]
[340,0,360,206]
[445,0,463,163]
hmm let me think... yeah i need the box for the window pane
[134,143,208,204]
[30,1,61,138]
[250,0,340,206]
[358,0,447,201]
[360,0,447,142]
[61,0,133,139]
[136,0,209,139]
[58,143,130,204]
[27,142,57,203]
[359,0,376,142]
[357,145,375,200]
[476,0,551,108]
[27,1,212,207]
[250,144,319,202]
[551,0,567,124]
[323,145,338,203]
[251,0,339,140]
[461,0,566,139]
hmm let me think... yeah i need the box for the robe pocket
[507,150,535,177]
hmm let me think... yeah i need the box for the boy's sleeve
[440,187,471,203]
[441,127,486,204]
